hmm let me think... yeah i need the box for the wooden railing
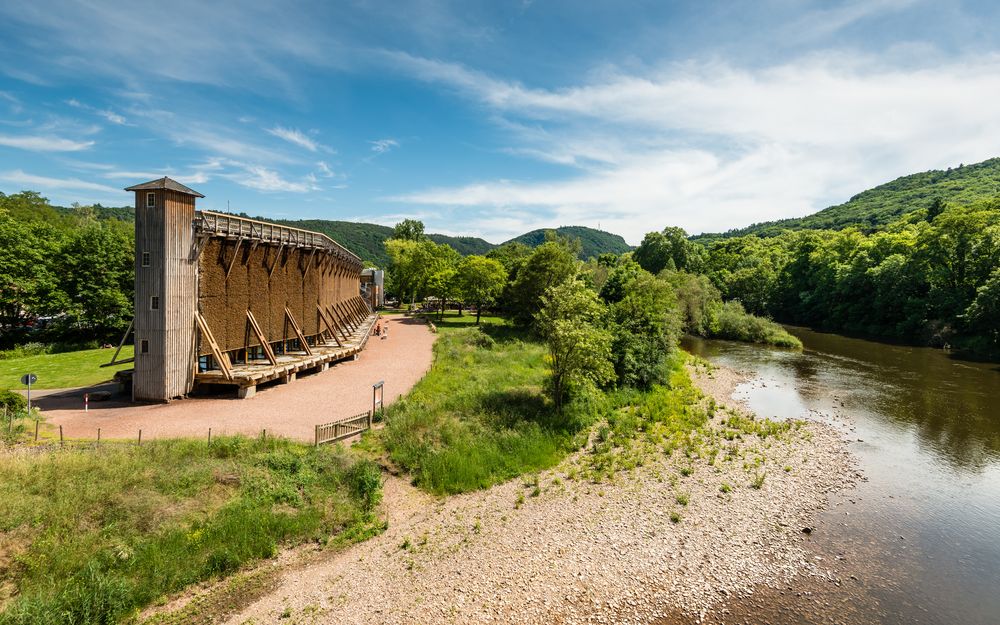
[195,210,362,267]
[314,410,372,445]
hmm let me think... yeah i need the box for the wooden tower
[125,177,203,402]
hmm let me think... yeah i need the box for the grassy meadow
[372,312,589,494]
[0,346,134,390]
[0,437,383,625]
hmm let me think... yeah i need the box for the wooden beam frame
[335,302,357,330]
[196,312,233,380]
[102,317,134,367]
[317,304,343,347]
[225,237,244,280]
[268,242,285,279]
[284,307,314,356]
[325,305,351,341]
[302,247,317,278]
[246,310,277,365]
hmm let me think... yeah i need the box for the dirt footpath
[42,317,435,443]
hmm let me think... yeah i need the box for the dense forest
[697,157,1000,242]
[3,155,999,357]
[634,198,1000,357]
[0,191,133,347]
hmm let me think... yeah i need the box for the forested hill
[696,157,1000,241]
[504,226,632,260]
[3,190,628,266]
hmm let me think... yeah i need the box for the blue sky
[2,0,1000,243]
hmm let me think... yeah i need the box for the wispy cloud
[225,164,319,193]
[0,134,94,152]
[369,138,399,154]
[387,51,1000,241]
[0,169,119,193]
[267,126,323,152]
[97,109,127,125]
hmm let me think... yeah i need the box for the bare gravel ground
[39,317,435,443]
[193,361,858,625]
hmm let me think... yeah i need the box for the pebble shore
[169,362,858,625]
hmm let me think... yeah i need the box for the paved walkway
[42,317,435,443]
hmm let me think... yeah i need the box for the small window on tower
[146,192,155,208]
[140,339,149,354]
[150,296,160,310]
[141,252,151,267]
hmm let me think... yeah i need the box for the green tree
[56,220,134,338]
[598,258,643,304]
[535,280,614,413]
[0,212,64,329]
[508,240,579,326]
[660,270,722,336]
[608,272,682,388]
[965,268,1000,349]
[455,256,507,324]
[392,219,426,241]
[634,226,704,274]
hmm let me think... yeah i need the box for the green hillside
[696,157,1000,241]
[504,226,632,259]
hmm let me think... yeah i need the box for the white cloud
[387,52,1000,242]
[0,134,94,151]
[227,164,318,193]
[369,138,399,153]
[267,126,322,152]
[316,161,334,177]
[0,169,119,193]
[97,109,127,125]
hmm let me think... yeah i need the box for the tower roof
[125,177,204,198]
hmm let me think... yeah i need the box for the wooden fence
[314,410,372,446]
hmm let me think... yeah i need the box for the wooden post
[138,429,142,446]
[314,424,319,447]
[34,419,39,442]
[97,428,101,447]
[208,427,212,445]
[59,425,63,447]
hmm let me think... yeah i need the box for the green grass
[373,312,593,495]
[0,346,134,390]
[0,436,382,625]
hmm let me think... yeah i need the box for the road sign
[21,373,36,414]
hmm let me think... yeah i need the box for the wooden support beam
[302,248,317,278]
[335,302,357,330]
[325,305,351,341]
[102,317,134,368]
[268,243,285,279]
[317,304,343,347]
[284,307,314,356]
[225,237,244,280]
[192,233,211,262]
[246,310,277,366]
[196,312,233,381]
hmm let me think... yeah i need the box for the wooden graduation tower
[125,177,374,402]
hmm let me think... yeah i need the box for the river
[682,328,1000,625]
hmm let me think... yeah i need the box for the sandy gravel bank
[150,361,856,625]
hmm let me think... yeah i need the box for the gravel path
[41,317,435,443]
[198,361,857,625]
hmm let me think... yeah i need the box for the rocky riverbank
[146,361,857,625]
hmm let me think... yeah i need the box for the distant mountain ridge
[695,157,1000,241]
[38,201,628,266]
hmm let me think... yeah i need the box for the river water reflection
[682,329,1000,625]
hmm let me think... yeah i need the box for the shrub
[712,301,802,349]
[0,389,27,414]
[347,460,384,514]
